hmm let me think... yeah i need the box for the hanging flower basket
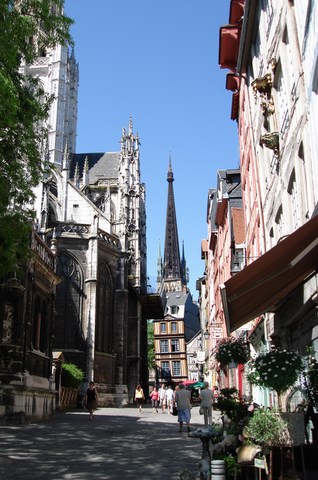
[247,349,304,409]
[215,337,250,367]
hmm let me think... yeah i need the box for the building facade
[154,161,200,385]
[0,4,162,421]
[204,0,318,409]
[201,169,247,393]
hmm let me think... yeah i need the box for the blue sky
[64,0,239,300]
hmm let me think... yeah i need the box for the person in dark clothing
[84,381,98,420]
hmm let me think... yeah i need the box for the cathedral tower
[154,159,199,385]
[159,158,188,293]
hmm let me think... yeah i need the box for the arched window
[96,261,113,353]
[55,253,84,349]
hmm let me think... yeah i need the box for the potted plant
[247,348,304,410]
[217,387,250,436]
[215,337,250,367]
[245,408,289,452]
[242,407,289,478]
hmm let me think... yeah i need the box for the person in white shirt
[165,385,174,414]
[158,384,167,413]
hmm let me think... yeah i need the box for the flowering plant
[247,349,304,397]
[215,337,250,366]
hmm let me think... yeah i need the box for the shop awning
[183,380,197,386]
[188,381,206,389]
[221,215,318,333]
[219,24,240,72]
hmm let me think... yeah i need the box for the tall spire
[162,156,187,291]
[180,240,188,285]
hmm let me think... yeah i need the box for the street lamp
[202,330,211,382]
[203,329,210,341]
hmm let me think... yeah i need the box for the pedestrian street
[0,405,205,480]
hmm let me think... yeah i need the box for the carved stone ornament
[261,95,275,115]
[268,57,277,72]
[260,131,279,157]
[251,73,272,97]
[252,72,275,115]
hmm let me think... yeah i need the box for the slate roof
[165,291,188,307]
[165,291,200,342]
[70,152,120,184]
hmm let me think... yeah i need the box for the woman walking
[150,386,159,413]
[84,381,98,420]
[134,384,145,412]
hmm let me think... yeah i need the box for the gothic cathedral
[0,20,161,422]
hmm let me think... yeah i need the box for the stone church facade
[0,12,161,421]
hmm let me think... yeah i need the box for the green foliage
[245,408,289,451]
[302,347,318,408]
[215,337,250,366]
[247,349,304,396]
[61,363,84,389]
[224,455,239,479]
[147,320,155,370]
[217,388,250,435]
[212,454,240,479]
[0,214,32,275]
[0,0,73,275]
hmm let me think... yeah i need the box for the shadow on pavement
[0,408,203,479]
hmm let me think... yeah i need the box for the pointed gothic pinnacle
[83,155,89,185]
[181,240,186,262]
[62,139,69,170]
[129,116,133,135]
[84,155,89,173]
[74,162,79,184]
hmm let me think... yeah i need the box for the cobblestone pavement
[0,405,208,480]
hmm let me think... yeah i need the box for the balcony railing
[31,231,55,271]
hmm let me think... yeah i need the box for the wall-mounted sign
[196,351,206,364]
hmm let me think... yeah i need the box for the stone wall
[0,373,56,424]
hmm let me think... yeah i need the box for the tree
[147,320,155,370]
[0,0,73,276]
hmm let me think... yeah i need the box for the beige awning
[221,215,318,333]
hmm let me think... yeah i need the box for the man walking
[175,383,192,433]
[165,385,174,414]
[199,381,214,427]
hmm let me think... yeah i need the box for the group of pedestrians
[134,381,215,433]
[134,383,175,414]
[82,379,215,432]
